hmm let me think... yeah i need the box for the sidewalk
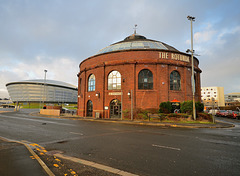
[0,139,48,176]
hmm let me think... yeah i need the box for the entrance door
[110,99,121,118]
[87,100,93,117]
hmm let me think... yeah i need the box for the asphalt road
[0,109,240,176]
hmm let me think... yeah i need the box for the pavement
[0,109,236,176]
[0,138,48,176]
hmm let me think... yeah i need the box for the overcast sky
[0,0,240,98]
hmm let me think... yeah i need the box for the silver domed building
[6,79,77,103]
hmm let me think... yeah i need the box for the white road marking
[70,132,83,135]
[0,114,76,126]
[152,144,181,151]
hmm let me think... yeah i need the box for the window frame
[88,74,95,92]
[170,70,181,91]
[108,70,121,90]
[138,69,153,90]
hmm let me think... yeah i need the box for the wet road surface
[0,109,240,176]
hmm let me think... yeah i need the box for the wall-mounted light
[95,92,100,98]
[128,91,131,99]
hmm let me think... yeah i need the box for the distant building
[201,87,225,107]
[6,79,77,104]
[0,98,13,107]
[224,93,240,107]
[225,93,240,102]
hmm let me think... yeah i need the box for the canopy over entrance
[171,99,180,103]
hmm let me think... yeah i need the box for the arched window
[108,71,121,90]
[138,69,153,89]
[170,71,181,90]
[88,74,95,92]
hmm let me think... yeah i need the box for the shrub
[196,102,204,112]
[180,101,204,114]
[159,101,172,113]
[123,109,130,119]
[197,113,213,122]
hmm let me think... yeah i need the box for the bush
[180,101,204,114]
[159,101,172,113]
[196,102,204,112]
[197,113,213,122]
[123,109,130,119]
[124,108,155,120]
[134,108,150,120]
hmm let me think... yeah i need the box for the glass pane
[117,84,121,89]
[117,78,121,83]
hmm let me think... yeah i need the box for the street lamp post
[42,70,47,107]
[187,15,196,121]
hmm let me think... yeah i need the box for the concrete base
[40,109,60,116]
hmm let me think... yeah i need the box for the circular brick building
[77,33,201,118]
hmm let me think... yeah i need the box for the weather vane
[134,24,137,34]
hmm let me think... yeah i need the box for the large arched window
[108,71,121,90]
[88,74,95,92]
[170,70,181,90]
[138,69,153,89]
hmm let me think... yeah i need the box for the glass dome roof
[96,34,179,55]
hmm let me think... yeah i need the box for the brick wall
[77,50,201,118]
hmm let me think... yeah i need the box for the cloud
[0,56,78,98]
[0,0,240,98]
[200,24,240,93]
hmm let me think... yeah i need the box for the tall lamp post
[187,15,196,121]
[43,69,47,106]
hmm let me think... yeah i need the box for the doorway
[110,99,121,118]
[87,100,93,117]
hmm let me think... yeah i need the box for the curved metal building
[6,79,77,103]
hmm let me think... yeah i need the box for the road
[0,109,240,176]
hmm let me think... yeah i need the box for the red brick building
[77,33,201,118]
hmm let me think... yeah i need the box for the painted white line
[70,132,84,135]
[54,153,139,176]
[0,114,76,126]
[152,144,181,151]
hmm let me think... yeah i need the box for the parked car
[226,110,233,118]
[231,111,240,119]
[61,107,71,113]
[216,110,228,117]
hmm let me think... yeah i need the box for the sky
[0,0,240,98]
